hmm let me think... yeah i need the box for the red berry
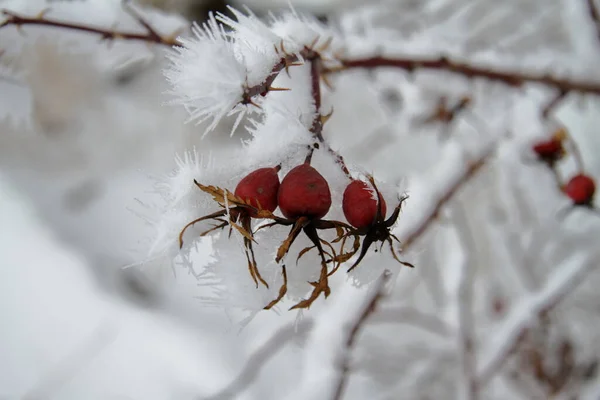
[234,167,280,216]
[278,163,331,219]
[532,138,563,161]
[343,180,387,229]
[564,174,596,205]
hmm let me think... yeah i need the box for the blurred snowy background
[1,0,600,399]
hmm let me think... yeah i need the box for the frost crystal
[164,16,249,135]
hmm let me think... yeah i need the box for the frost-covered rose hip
[343,180,387,229]
[234,166,280,216]
[564,174,596,206]
[338,176,414,273]
[278,163,332,219]
[179,166,282,288]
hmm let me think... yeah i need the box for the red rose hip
[234,167,280,215]
[343,180,387,229]
[532,138,564,161]
[278,163,331,219]
[564,174,596,205]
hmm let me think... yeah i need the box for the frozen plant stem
[331,271,391,400]
[587,0,600,44]
[205,319,314,400]
[477,252,599,384]
[452,202,479,400]
[400,146,495,250]
[330,56,600,95]
[0,6,183,46]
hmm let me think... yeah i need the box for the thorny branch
[330,56,600,95]
[0,6,183,46]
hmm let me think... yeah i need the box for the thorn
[284,61,303,77]
[164,27,184,45]
[308,36,319,50]
[35,7,51,19]
[247,99,262,109]
[316,36,333,53]
[280,39,288,56]
[15,24,25,37]
[268,86,291,92]
[273,43,280,55]
[321,73,334,90]
[321,107,334,125]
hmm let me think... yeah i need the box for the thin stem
[0,9,182,46]
[332,56,600,95]
[401,146,495,250]
[331,271,391,400]
[587,0,600,44]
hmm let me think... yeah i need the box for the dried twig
[0,7,182,46]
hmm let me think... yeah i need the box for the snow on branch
[477,251,600,384]
[205,319,314,400]
[396,144,495,250]
[284,271,391,400]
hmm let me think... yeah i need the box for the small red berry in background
[343,180,387,229]
[278,163,332,220]
[564,174,596,206]
[531,128,567,168]
[234,166,281,216]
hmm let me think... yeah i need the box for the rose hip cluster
[530,128,597,216]
[179,162,413,310]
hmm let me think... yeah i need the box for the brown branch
[331,270,391,400]
[332,56,600,95]
[587,0,600,44]
[0,8,182,46]
[541,90,568,120]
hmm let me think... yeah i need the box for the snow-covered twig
[397,145,495,250]
[452,203,479,400]
[368,306,452,337]
[284,271,391,400]
[331,272,391,400]
[477,252,600,384]
[204,318,314,400]
[23,321,119,400]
